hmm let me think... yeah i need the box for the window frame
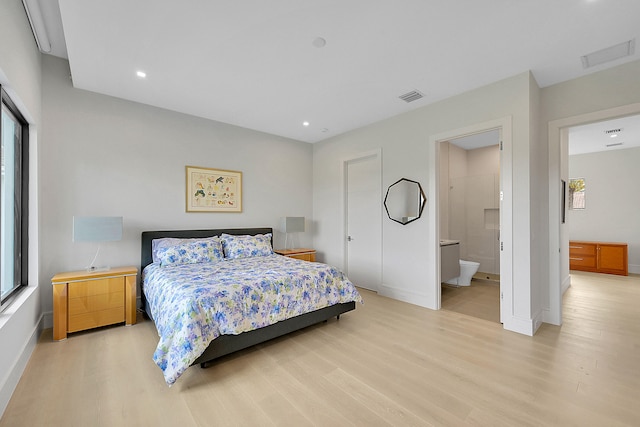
[0,85,29,309]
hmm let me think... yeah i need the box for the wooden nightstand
[51,266,138,341]
[274,248,316,262]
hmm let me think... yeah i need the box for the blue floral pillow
[156,238,224,267]
[221,233,273,259]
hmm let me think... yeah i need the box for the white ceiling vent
[399,90,425,103]
[581,39,635,69]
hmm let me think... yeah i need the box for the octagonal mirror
[384,178,426,225]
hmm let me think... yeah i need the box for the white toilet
[445,260,480,286]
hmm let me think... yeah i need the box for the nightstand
[51,266,138,341]
[274,248,316,262]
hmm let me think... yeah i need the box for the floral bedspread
[142,254,362,385]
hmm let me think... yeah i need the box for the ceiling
[32,0,640,143]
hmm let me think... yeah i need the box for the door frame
[428,117,513,326]
[342,149,382,289]
[547,102,640,326]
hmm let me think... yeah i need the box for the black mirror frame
[383,178,427,225]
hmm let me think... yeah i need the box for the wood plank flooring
[2,271,639,426]
[441,279,500,323]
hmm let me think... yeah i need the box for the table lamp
[73,216,123,271]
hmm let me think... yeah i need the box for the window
[1,86,29,308]
[568,178,585,210]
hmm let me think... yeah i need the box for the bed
[141,227,362,385]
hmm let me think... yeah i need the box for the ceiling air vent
[606,142,623,148]
[399,90,424,103]
[581,39,635,69]
[604,128,622,134]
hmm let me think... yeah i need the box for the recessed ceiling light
[136,71,147,78]
[303,121,310,127]
[610,133,618,138]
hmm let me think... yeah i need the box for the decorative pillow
[155,238,224,267]
[152,236,220,264]
[152,238,184,263]
[221,233,273,259]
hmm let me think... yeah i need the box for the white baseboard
[0,313,43,419]
[378,283,436,310]
[503,314,536,336]
[562,273,572,294]
[43,310,53,329]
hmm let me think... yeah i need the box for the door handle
[347,236,353,242]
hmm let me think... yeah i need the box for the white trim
[547,102,640,326]
[504,312,538,336]
[0,287,43,418]
[428,117,513,331]
[378,283,432,309]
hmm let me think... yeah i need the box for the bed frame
[140,227,356,367]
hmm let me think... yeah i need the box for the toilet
[445,260,480,286]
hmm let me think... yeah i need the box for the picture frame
[186,166,242,212]
[561,179,566,224]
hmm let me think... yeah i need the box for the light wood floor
[2,271,639,426]
[441,279,500,323]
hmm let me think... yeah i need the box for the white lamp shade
[73,216,123,242]
[282,216,305,233]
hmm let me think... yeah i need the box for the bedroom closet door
[345,152,381,291]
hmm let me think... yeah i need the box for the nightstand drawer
[68,307,125,333]
[68,278,123,298]
[289,252,315,262]
[68,291,125,315]
[274,248,316,262]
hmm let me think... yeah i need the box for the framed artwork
[186,166,242,212]
[568,177,585,210]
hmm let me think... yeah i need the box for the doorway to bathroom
[439,129,502,323]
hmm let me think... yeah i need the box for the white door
[345,154,381,291]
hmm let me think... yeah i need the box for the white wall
[0,0,42,418]
[568,147,640,273]
[39,55,314,323]
[313,71,540,334]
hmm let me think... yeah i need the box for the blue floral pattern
[143,254,362,385]
[155,238,224,267]
[221,233,273,259]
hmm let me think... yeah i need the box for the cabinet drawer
[569,256,596,269]
[569,243,596,256]
[68,277,123,298]
[68,307,125,333]
[68,291,125,316]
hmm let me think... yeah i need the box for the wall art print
[186,166,242,212]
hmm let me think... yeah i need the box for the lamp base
[85,265,111,272]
